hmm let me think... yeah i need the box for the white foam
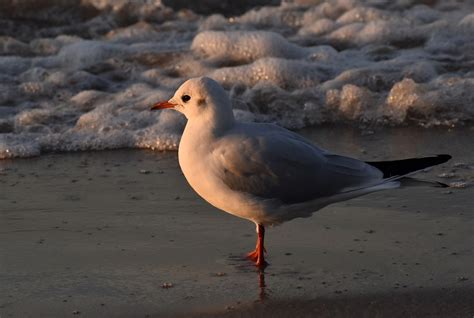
[298,18,336,36]
[192,31,308,63]
[1,0,474,158]
[211,57,329,88]
[57,40,128,70]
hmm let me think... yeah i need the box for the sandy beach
[1,127,473,317]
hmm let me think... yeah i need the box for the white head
[151,77,235,132]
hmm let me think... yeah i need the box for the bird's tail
[398,177,449,188]
[366,154,451,179]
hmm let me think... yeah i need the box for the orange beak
[151,101,177,110]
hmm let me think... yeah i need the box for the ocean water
[0,0,473,159]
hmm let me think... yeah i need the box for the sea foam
[1,0,474,158]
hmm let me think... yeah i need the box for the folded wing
[211,123,383,204]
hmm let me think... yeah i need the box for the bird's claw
[246,250,268,269]
[246,250,259,262]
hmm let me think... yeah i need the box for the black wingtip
[436,154,452,164]
[366,154,453,178]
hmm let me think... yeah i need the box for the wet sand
[1,127,473,317]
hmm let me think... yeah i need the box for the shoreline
[2,125,473,161]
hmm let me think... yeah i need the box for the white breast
[178,123,266,223]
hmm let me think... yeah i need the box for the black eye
[181,95,191,103]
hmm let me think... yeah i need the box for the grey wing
[212,126,383,204]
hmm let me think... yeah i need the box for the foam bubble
[57,40,128,70]
[336,7,386,24]
[0,135,41,159]
[459,13,474,28]
[0,56,31,75]
[192,31,308,63]
[0,36,31,56]
[211,57,329,89]
[385,77,474,126]
[298,18,336,36]
[334,84,375,121]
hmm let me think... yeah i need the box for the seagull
[151,77,451,268]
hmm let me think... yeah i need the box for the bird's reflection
[228,254,270,303]
[258,269,267,302]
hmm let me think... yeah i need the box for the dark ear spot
[197,98,206,106]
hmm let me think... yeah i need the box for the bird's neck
[187,100,235,138]
[187,112,235,139]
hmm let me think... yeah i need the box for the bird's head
[151,77,234,127]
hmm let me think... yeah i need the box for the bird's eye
[181,95,191,103]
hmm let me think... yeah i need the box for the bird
[151,76,451,268]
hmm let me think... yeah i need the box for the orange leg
[246,224,268,268]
